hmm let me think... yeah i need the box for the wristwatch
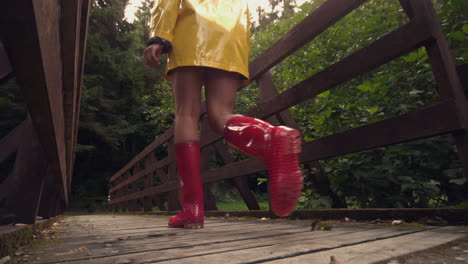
[146,37,173,53]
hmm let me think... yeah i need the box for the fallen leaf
[310,220,320,231]
[330,256,344,264]
[54,247,90,256]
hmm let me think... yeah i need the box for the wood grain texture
[1,0,68,203]
[70,0,92,190]
[61,0,83,193]
[11,215,467,264]
[3,118,49,224]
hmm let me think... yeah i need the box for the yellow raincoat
[150,0,251,81]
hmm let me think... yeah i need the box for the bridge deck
[10,214,468,264]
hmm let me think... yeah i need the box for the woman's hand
[143,44,163,68]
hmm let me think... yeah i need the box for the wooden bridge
[1,0,468,263]
[108,0,468,213]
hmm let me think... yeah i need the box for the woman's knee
[206,112,230,135]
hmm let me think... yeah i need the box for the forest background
[0,0,467,211]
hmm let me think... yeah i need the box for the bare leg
[204,68,242,135]
[170,67,204,143]
[205,68,303,217]
[168,67,205,229]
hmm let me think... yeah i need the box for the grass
[216,200,269,211]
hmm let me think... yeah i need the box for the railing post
[131,164,142,211]
[2,118,50,224]
[143,155,154,212]
[119,177,126,212]
[155,167,169,211]
[121,172,130,212]
[38,168,60,219]
[399,0,468,179]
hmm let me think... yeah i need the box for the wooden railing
[108,0,468,212]
[0,0,91,224]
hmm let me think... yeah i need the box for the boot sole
[268,126,304,217]
[184,222,204,229]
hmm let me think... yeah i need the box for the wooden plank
[19,215,468,264]
[266,227,467,264]
[0,120,25,164]
[38,168,60,219]
[0,44,13,82]
[3,118,49,224]
[109,127,174,182]
[299,101,462,162]
[1,0,68,203]
[249,0,368,80]
[109,156,173,193]
[70,0,92,187]
[109,181,179,205]
[61,0,83,193]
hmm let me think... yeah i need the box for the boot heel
[184,222,204,229]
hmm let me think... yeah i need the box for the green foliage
[70,0,172,207]
[246,0,468,208]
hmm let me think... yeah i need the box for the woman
[144,0,303,229]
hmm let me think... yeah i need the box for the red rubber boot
[168,141,204,229]
[224,115,303,217]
